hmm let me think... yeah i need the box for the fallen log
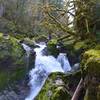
[71,78,84,100]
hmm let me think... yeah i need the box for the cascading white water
[57,53,71,73]
[21,43,32,58]
[25,43,71,100]
[21,43,32,71]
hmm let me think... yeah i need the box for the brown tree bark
[71,78,84,100]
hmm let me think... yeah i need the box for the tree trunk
[71,78,84,100]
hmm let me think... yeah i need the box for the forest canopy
[0,0,98,39]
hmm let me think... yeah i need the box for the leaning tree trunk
[71,78,84,100]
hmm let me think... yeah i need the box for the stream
[22,43,71,100]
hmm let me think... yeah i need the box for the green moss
[0,35,25,66]
[81,48,100,100]
[0,34,27,89]
[84,49,100,58]
[95,44,100,50]
[35,35,47,42]
[0,72,9,89]
[74,41,87,51]
[37,71,82,100]
[23,38,35,48]
[0,33,36,89]
[36,73,71,100]
[7,21,16,32]
[12,33,26,40]
[47,39,59,57]
[0,67,26,89]
[74,39,96,52]
[10,67,26,81]
[82,49,100,76]
[48,39,57,45]
[0,32,3,37]
[52,86,71,100]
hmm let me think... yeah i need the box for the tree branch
[47,12,76,36]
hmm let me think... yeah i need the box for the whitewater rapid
[24,43,71,100]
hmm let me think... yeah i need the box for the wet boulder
[47,39,59,57]
[23,38,36,48]
[0,33,26,70]
[0,33,35,89]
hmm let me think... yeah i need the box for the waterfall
[57,53,71,73]
[21,43,32,71]
[21,43,32,58]
[25,43,71,100]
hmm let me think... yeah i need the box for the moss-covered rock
[10,33,26,40]
[0,33,35,89]
[36,71,82,100]
[0,34,25,69]
[47,39,59,57]
[35,35,48,43]
[74,41,87,51]
[81,49,100,77]
[36,73,71,100]
[22,37,36,48]
[0,72,9,89]
[64,39,96,65]
[73,39,96,55]
[81,47,100,100]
